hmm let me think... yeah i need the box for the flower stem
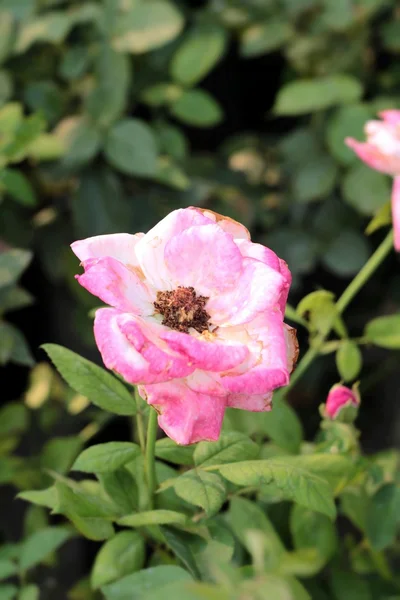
[283,228,394,396]
[145,407,158,510]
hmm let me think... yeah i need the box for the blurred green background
[1,0,400,594]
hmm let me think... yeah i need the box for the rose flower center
[154,286,211,334]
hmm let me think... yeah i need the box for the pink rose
[325,384,360,420]
[346,110,400,250]
[71,207,298,444]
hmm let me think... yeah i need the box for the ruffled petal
[165,224,243,295]
[76,257,154,315]
[160,328,249,372]
[206,258,285,326]
[71,233,144,267]
[140,380,226,445]
[392,176,400,252]
[345,138,400,175]
[135,208,212,290]
[220,312,289,394]
[94,308,193,385]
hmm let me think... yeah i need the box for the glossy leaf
[73,443,141,473]
[91,530,145,589]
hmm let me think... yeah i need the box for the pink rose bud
[345,110,400,250]
[71,208,298,445]
[325,384,360,421]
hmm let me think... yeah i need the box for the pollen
[154,286,211,334]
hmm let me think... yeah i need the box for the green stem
[133,388,146,453]
[145,408,158,510]
[282,229,394,396]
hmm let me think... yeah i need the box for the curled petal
[326,384,359,420]
[140,380,226,445]
[284,324,299,374]
[135,208,212,290]
[345,138,400,175]
[160,328,249,372]
[207,258,285,326]
[71,233,144,266]
[392,176,400,252]
[94,308,193,385]
[77,257,154,315]
[165,224,243,295]
[193,207,251,240]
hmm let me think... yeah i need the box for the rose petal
[160,328,249,372]
[226,392,273,411]
[207,258,285,326]
[165,224,243,295]
[140,379,226,445]
[135,208,212,290]
[345,137,400,175]
[71,233,144,267]
[193,207,251,240]
[77,257,154,315]
[221,312,289,394]
[94,308,194,385]
[236,239,292,313]
[392,176,400,252]
[379,110,400,126]
[284,324,299,374]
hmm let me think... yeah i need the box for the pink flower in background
[71,207,298,445]
[346,110,400,250]
[325,384,360,420]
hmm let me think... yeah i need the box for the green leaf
[342,163,390,215]
[169,90,223,127]
[340,485,368,531]
[91,530,145,589]
[26,133,64,161]
[323,230,370,278]
[171,24,226,86]
[0,560,17,581]
[365,483,400,550]
[155,157,190,190]
[160,527,200,578]
[0,286,33,314]
[326,104,373,165]
[112,1,184,54]
[3,113,45,161]
[214,459,336,519]
[85,45,130,128]
[99,469,138,514]
[18,585,39,600]
[41,344,137,415]
[365,314,400,349]
[0,585,17,600]
[41,436,83,475]
[336,341,362,381]
[15,12,72,53]
[73,443,141,473]
[104,119,158,177]
[0,402,28,437]
[155,438,194,466]
[101,565,192,600]
[155,123,188,161]
[330,568,372,600]
[140,83,182,107]
[173,471,226,517]
[226,497,284,554]
[118,510,188,527]
[57,117,101,171]
[365,201,392,235]
[194,432,259,467]
[292,156,337,203]
[24,81,65,126]
[240,21,292,57]
[17,487,58,510]
[274,75,363,115]
[0,322,34,367]
[20,526,71,571]
[0,249,32,289]
[0,70,12,108]
[0,12,15,66]
[54,481,116,541]
[261,397,303,454]
[290,505,337,566]
[186,522,235,582]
